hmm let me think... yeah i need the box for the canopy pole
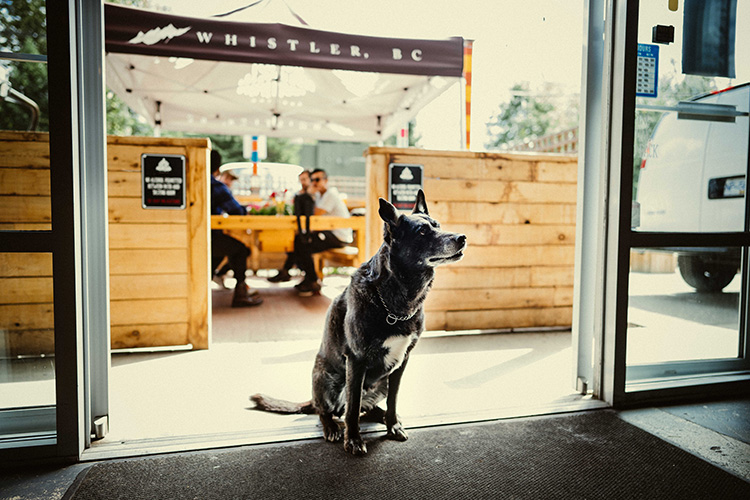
[154,100,162,137]
[462,40,473,150]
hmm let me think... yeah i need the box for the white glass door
[575,0,750,405]
[624,0,750,394]
[0,0,108,462]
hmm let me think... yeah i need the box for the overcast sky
[148,1,750,150]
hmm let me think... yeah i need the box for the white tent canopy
[104,2,465,142]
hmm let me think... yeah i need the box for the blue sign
[636,44,659,98]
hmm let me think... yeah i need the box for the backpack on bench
[294,193,315,245]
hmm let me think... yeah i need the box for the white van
[634,83,749,292]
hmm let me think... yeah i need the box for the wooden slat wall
[0,132,54,356]
[365,147,577,333]
[0,131,51,232]
[0,253,54,356]
[0,132,210,354]
[107,136,209,349]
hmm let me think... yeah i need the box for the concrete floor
[87,273,598,456]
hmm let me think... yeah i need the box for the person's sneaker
[267,269,292,283]
[296,280,321,296]
[231,283,262,307]
[231,294,263,308]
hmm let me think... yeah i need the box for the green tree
[266,137,301,164]
[485,82,557,150]
[162,133,302,165]
[0,0,48,131]
[384,120,420,147]
[106,91,154,136]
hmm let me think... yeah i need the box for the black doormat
[64,411,749,500]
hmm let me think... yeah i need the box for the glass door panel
[622,0,750,391]
[0,0,59,452]
[0,252,56,407]
[632,4,749,235]
[627,248,742,370]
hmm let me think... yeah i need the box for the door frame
[0,0,108,463]
[576,0,750,408]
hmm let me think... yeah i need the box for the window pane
[0,0,49,132]
[631,2,750,233]
[627,248,741,370]
[0,252,55,411]
[0,131,51,231]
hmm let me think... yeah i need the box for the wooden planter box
[365,147,577,333]
[2,134,578,356]
[1,132,210,355]
[107,136,210,350]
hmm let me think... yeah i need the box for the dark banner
[105,3,464,77]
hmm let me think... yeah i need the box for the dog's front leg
[385,356,409,441]
[344,354,367,455]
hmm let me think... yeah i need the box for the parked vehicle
[634,83,749,292]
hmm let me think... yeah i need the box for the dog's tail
[250,393,316,415]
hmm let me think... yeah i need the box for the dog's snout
[456,234,466,246]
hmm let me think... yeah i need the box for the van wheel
[677,255,737,293]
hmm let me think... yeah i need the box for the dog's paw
[386,423,409,442]
[322,422,343,443]
[344,435,367,456]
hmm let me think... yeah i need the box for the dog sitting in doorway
[251,190,467,455]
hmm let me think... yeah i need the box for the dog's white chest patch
[383,335,412,371]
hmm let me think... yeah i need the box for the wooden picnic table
[210,215,366,273]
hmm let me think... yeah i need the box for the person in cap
[210,150,262,307]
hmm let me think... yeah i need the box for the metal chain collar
[376,286,418,325]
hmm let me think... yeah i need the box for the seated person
[268,170,314,282]
[268,168,352,296]
[210,151,262,307]
[293,169,315,217]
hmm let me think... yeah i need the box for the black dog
[251,190,466,455]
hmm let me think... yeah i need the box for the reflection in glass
[0,0,49,132]
[631,2,749,234]
[627,248,741,367]
[0,252,55,410]
[1,5,51,232]
[0,132,51,231]
[632,85,749,233]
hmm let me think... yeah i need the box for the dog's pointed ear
[412,189,428,215]
[378,198,400,227]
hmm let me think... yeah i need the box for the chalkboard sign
[389,163,423,212]
[141,154,186,209]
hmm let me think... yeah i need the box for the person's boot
[296,279,321,297]
[267,269,292,283]
[232,283,263,307]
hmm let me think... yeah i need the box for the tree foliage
[106,91,155,136]
[484,82,578,151]
[0,0,48,131]
[485,83,554,150]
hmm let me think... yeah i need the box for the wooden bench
[211,215,366,278]
[313,242,362,279]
